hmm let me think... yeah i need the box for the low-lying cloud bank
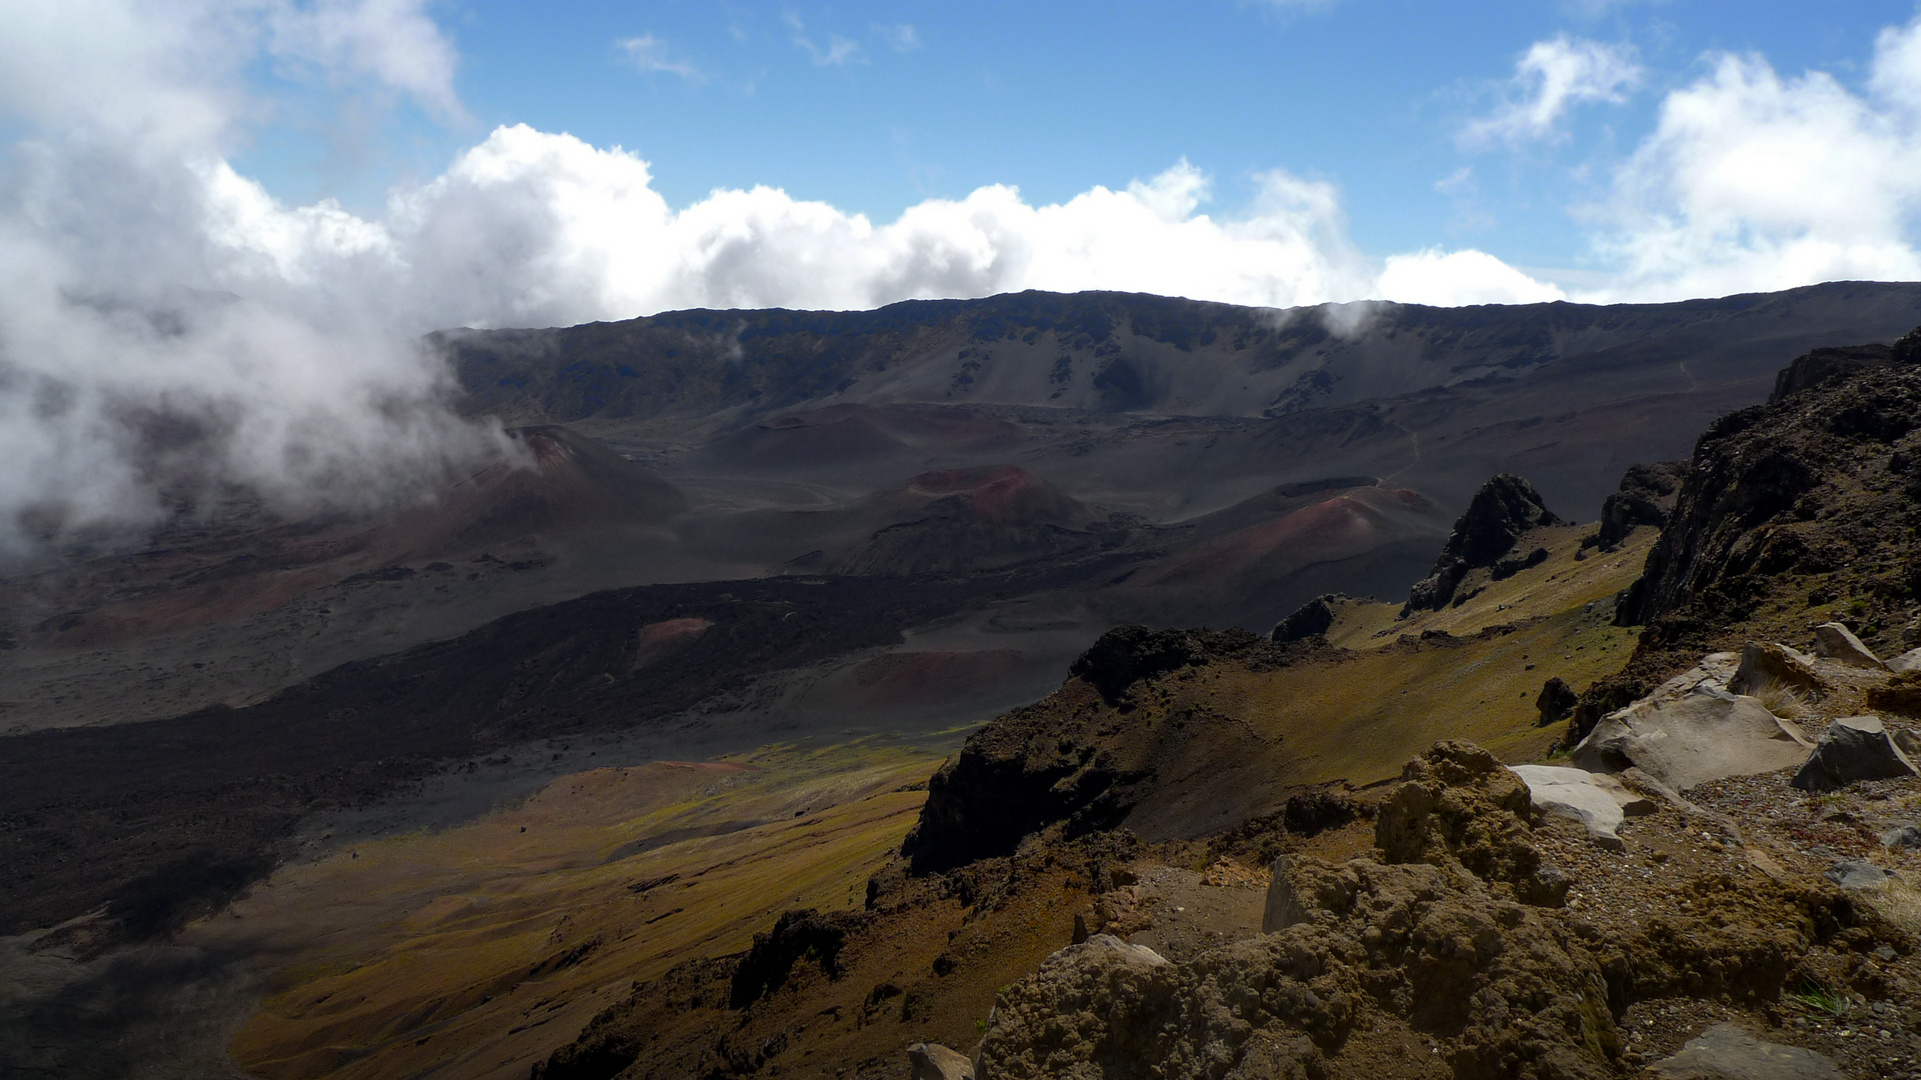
[7,1,1921,547]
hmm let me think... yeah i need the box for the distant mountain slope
[439,282,1921,425]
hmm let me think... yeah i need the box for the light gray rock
[1790,715,1920,792]
[1727,641,1825,698]
[1812,622,1885,669]
[1883,824,1921,851]
[1826,859,1897,889]
[1895,725,1921,758]
[1648,1022,1845,1079]
[1076,933,1169,968]
[1570,688,1814,790]
[1887,646,1921,673]
[1263,856,1308,933]
[1655,651,1742,698]
[1509,765,1655,851]
[908,1042,976,1080]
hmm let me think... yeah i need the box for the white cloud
[874,23,921,53]
[1463,35,1641,146]
[1378,249,1566,306]
[618,34,703,82]
[1580,15,1921,301]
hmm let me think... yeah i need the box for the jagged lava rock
[1810,621,1886,669]
[1790,715,1920,792]
[1648,1022,1845,1080]
[1536,676,1579,726]
[1587,460,1690,552]
[1402,474,1563,615]
[1270,595,1334,643]
[1571,688,1813,790]
[1508,765,1655,851]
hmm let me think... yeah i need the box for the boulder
[1077,933,1170,968]
[1570,688,1814,790]
[1508,765,1655,851]
[1726,642,1824,698]
[1648,1022,1845,1080]
[1888,645,1921,673]
[1811,621,1885,669]
[1790,715,1920,792]
[907,1043,976,1080]
[1825,859,1898,890]
[1898,725,1921,758]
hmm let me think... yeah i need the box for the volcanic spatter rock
[1403,474,1564,615]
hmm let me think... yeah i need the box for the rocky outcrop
[1769,342,1899,403]
[1067,625,1252,705]
[1270,596,1334,644]
[1372,741,1570,905]
[974,741,1877,1080]
[1790,715,1920,792]
[729,908,866,1007]
[1403,474,1564,615]
[1616,355,1921,631]
[1586,460,1690,552]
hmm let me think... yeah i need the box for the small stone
[1826,859,1896,889]
[1885,825,1921,852]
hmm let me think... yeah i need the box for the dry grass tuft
[1863,877,1921,937]
[1753,679,1811,718]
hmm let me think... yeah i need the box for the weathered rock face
[1508,765,1654,851]
[1790,715,1921,792]
[1403,474,1564,615]
[1588,461,1690,552]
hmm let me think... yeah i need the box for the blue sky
[234,0,1921,290]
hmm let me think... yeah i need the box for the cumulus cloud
[0,0,502,549]
[1463,35,1641,146]
[1580,15,1921,301]
[1377,249,1566,306]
